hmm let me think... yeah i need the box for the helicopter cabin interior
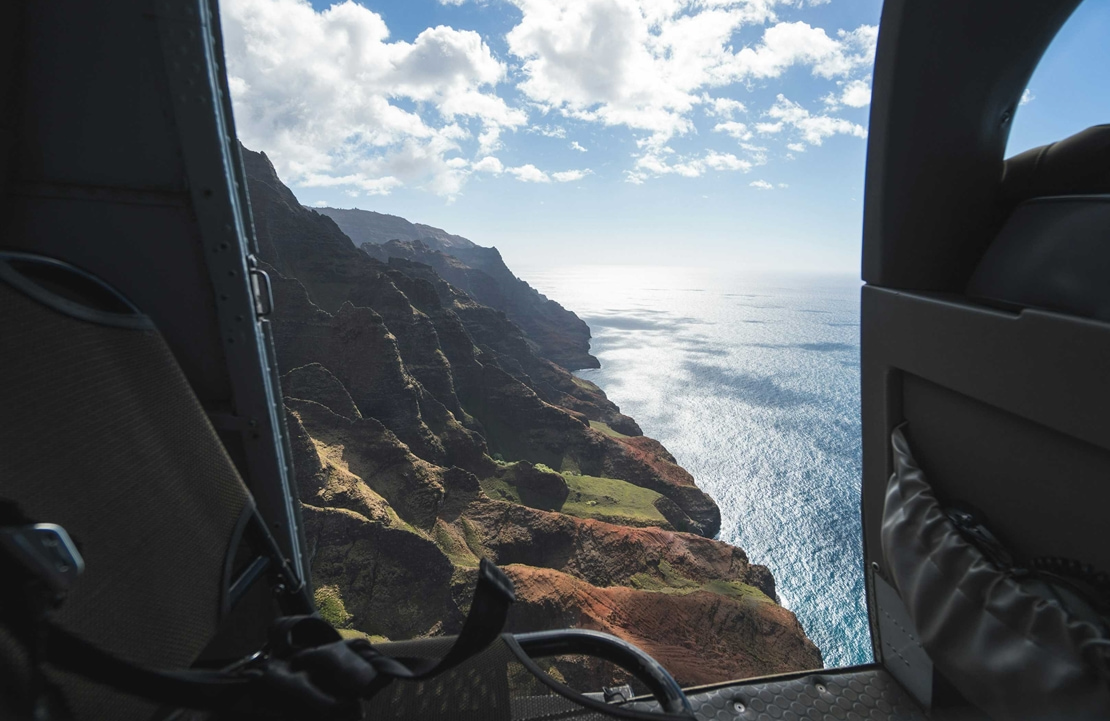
[0,0,1107,719]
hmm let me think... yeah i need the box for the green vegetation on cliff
[588,420,631,439]
[629,561,774,604]
[314,585,353,628]
[561,473,668,527]
[478,462,669,528]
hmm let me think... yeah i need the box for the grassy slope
[479,465,669,528]
[588,420,630,439]
[561,472,667,526]
[477,473,768,602]
[629,560,775,604]
[571,376,598,391]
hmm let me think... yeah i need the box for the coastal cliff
[243,145,822,687]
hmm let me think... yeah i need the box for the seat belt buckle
[0,523,85,597]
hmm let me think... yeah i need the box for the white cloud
[766,94,867,145]
[312,200,328,207]
[704,151,753,171]
[840,78,872,107]
[552,169,592,181]
[504,1,877,148]
[472,156,505,173]
[839,24,879,66]
[359,176,407,195]
[777,182,788,188]
[627,147,752,182]
[507,164,551,182]
[750,179,774,189]
[533,125,568,138]
[723,21,875,81]
[222,0,526,197]
[704,96,748,118]
[739,142,768,165]
[786,142,806,152]
[823,77,871,109]
[299,169,407,195]
[224,0,878,193]
[478,127,503,154]
[714,121,753,141]
[1020,88,1034,106]
[506,164,590,183]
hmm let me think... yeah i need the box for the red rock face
[243,143,822,691]
[505,566,821,688]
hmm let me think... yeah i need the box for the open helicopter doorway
[1,0,1108,719]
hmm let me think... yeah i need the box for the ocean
[518,265,870,669]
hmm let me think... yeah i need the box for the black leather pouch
[881,424,1110,720]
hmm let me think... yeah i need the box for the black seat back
[0,255,254,720]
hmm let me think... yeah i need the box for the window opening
[1006,0,1110,156]
[220,0,880,691]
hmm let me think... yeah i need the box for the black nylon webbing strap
[391,558,516,679]
[0,554,516,718]
[268,558,517,704]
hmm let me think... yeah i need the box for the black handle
[514,629,692,716]
[248,265,274,318]
[0,251,152,329]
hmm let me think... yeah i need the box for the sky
[220,0,1110,272]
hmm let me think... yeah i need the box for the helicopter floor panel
[595,665,931,721]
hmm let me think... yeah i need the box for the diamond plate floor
[624,666,928,721]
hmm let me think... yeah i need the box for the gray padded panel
[901,373,1110,575]
[967,196,1110,322]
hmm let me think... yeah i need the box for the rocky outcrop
[504,565,819,688]
[302,504,460,640]
[243,144,822,691]
[282,363,362,421]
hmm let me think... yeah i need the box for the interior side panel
[901,373,1110,572]
[14,3,185,191]
[860,285,1110,567]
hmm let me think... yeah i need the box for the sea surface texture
[520,266,870,669]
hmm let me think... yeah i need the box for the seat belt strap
[1,512,516,718]
[378,557,516,679]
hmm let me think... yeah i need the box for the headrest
[1000,125,1110,209]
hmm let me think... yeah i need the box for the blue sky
[220,0,1110,272]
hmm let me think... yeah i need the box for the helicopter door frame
[155,0,309,588]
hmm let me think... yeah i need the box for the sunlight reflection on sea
[517,265,870,670]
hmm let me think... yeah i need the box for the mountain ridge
[315,204,599,371]
[310,206,478,250]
